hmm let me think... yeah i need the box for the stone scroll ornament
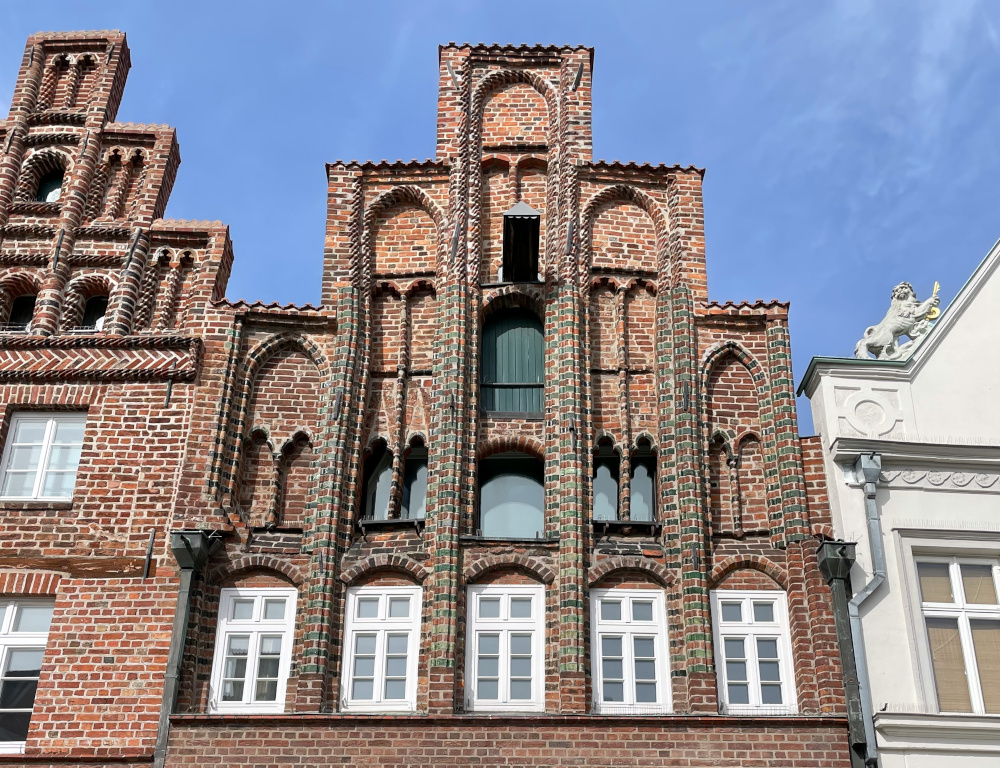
[854,281,940,360]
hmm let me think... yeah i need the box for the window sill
[480,411,544,421]
[719,705,799,716]
[0,499,74,510]
[460,534,559,547]
[0,742,23,755]
[592,704,673,716]
[592,520,662,537]
[341,703,418,714]
[354,517,425,536]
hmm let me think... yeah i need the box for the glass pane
[357,598,379,619]
[758,661,781,682]
[0,711,31,743]
[477,656,499,678]
[365,454,392,521]
[388,597,410,618]
[12,421,47,443]
[478,597,500,620]
[259,636,282,656]
[402,460,427,520]
[756,638,778,660]
[479,473,544,538]
[720,602,742,623]
[256,658,279,679]
[727,683,749,704]
[600,600,622,621]
[593,463,618,521]
[970,620,1000,714]
[13,604,53,633]
[632,601,653,622]
[926,617,972,712]
[46,445,81,471]
[385,679,406,699]
[602,636,622,658]
[478,634,499,655]
[752,602,775,623]
[1,471,35,498]
[603,681,624,702]
[386,634,408,655]
[510,679,531,700]
[255,679,278,701]
[40,471,76,498]
[231,600,254,621]
[352,679,373,700]
[602,658,623,679]
[8,446,42,471]
[4,649,42,676]
[0,679,36,709]
[354,634,376,655]
[635,682,657,703]
[633,637,654,659]
[918,562,954,603]
[226,636,249,655]
[726,660,747,682]
[961,565,998,605]
[52,420,85,443]
[724,638,745,659]
[510,597,532,619]
[634,660,656,681]
[263,599,286,621]
[222,680,244,702]
[477,679,498,700]
[630,463,654,522]
[385,657,407,677]
[353,656,375,677]
[510,634,532,656]
[761,684,783,705]
[510,657,531,677]
[223,657,247,679]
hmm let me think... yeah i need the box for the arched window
[361,441,393,521]
[400,441,428,520]
[479,451,544,538]
[593,438,619,521]
[35,170,64,203]
[80,296,108,331]
[501,202,540,282]
[630,439,656,522]
[481,309,543,413]
[6,295,36,332]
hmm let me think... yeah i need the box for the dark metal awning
[502,201,540,219]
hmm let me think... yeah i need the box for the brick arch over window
[465,554,555,585]
[480,284,544,324]
[477,435,545,462]
[359,186,448,289]
[16,149,71,202]
[0,271,42,326]
[472,70,557,145]
[588,556,674,588]
[209,556,306,587]
[0,571,62,597]
[581,184,670,282]
[339,554,430,586]
[62,273,116,330]
[708,555,789,590]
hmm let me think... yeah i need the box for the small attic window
[35,170,64,203]
[501,201,540,283]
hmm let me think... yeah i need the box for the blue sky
[2,1,998,433]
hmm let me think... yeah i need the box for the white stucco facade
[801,241,1000,768]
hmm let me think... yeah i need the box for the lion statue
[854,281,940,360]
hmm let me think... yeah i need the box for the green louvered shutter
[482,310,543,413]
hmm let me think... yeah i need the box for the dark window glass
[479,453,544,538]
[593,442,619,521]
[361,444,392,521]
[35,171,63,203]
[400,446,427,520]
[481,309,543,413]
[0,647,43,742]
[502,203,540,282]
[6,296,35,331]
[630,445,656,522]
[80,296,108,330]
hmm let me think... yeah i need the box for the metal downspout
[849,452,885,767]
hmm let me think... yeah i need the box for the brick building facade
[0,31,850,767]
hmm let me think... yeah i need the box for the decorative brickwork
[0,33,848,767]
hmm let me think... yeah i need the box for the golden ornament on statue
[925,282,941,320]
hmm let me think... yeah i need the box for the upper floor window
[79,296,108,331]
[593,438,619,521]
[34,171,63,204]
[209,588,297,714]
[590,589,671,714]
[630,439,656,522]
[360,441,392,521]
[400,442,427,520]
[711,589,796,714]
[501,202,540,283]
[478,452,544,539]
[466,584,544,712]
[342,586,421,712]
[0,600,53,754]
[4,296,35,333]
[0,413,86,500]
[916,557,1000,715]
[481,309,543,414]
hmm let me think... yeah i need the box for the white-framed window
[0,413,86,500]
[341,585,421,712]
[465,584,545,712]
[590,589,671,714]
[711,590,797,714]
[209,588,297,714]
[0,600,54,755]
[914,556,1000,715]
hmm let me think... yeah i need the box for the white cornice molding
[875,712,1000,752]
[829,437,1000,466]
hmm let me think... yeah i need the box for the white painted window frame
[341,585,421,713]
[0,412,87,501]
[0,599,54,755]
[465,584,545,712]
[209,587,297,714]
[589,588,671,714]
[711,589,797,714]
